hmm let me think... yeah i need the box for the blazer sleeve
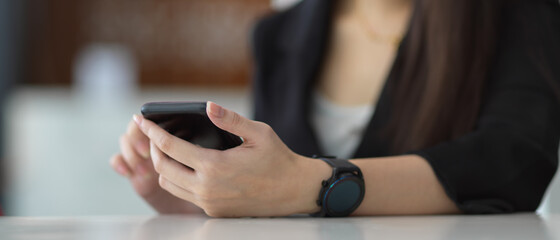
[411,0,560,213]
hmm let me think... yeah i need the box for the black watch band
[312,156,365,217]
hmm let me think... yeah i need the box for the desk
[1,213,559,240]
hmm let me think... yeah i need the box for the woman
[110,0,560,217]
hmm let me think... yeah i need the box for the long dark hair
[388,0,505,153]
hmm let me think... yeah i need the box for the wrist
[291,155,332,215]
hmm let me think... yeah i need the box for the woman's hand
[134,102,332,217]
[110,119,202,214]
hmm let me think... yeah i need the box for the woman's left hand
[133,102,331,217]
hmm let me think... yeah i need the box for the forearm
[351,155,460,215]
[297,155,461,215]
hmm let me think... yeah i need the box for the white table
[1,213,559,240]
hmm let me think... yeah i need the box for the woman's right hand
[110,119,203,214]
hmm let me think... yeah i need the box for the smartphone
[141,101,243,150]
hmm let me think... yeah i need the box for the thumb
[206,101,260,141]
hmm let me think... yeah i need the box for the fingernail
[117,165,130,177]
[136,143,150,159]
[133,114,142,125]
[140,150,150,159]
[208,101,224,118]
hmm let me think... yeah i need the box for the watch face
[324,176,364,216]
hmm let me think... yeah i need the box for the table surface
[1,213,559,240]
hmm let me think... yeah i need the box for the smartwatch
[312,156,365,217]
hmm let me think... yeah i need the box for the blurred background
[0,0,559,216]
[0,0,301,216]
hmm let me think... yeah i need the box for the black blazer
[251,0,560,213]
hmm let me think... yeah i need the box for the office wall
[23,0,269,86]
[0,0,25,209]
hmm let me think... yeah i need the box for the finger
[206,101,261,141]
[158,175,199,207]
[134,114,204,170]
[150,141,197,189]
[127,120,150,159]
[120,134,150,176]
[110,154,132,177]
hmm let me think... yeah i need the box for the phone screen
[141,102,243,150]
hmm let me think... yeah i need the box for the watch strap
[319,157,363,177]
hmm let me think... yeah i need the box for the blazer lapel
[274,0,335,157]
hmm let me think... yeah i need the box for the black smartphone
[141,101,243,150]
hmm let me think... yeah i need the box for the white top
[310,90,375,159]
